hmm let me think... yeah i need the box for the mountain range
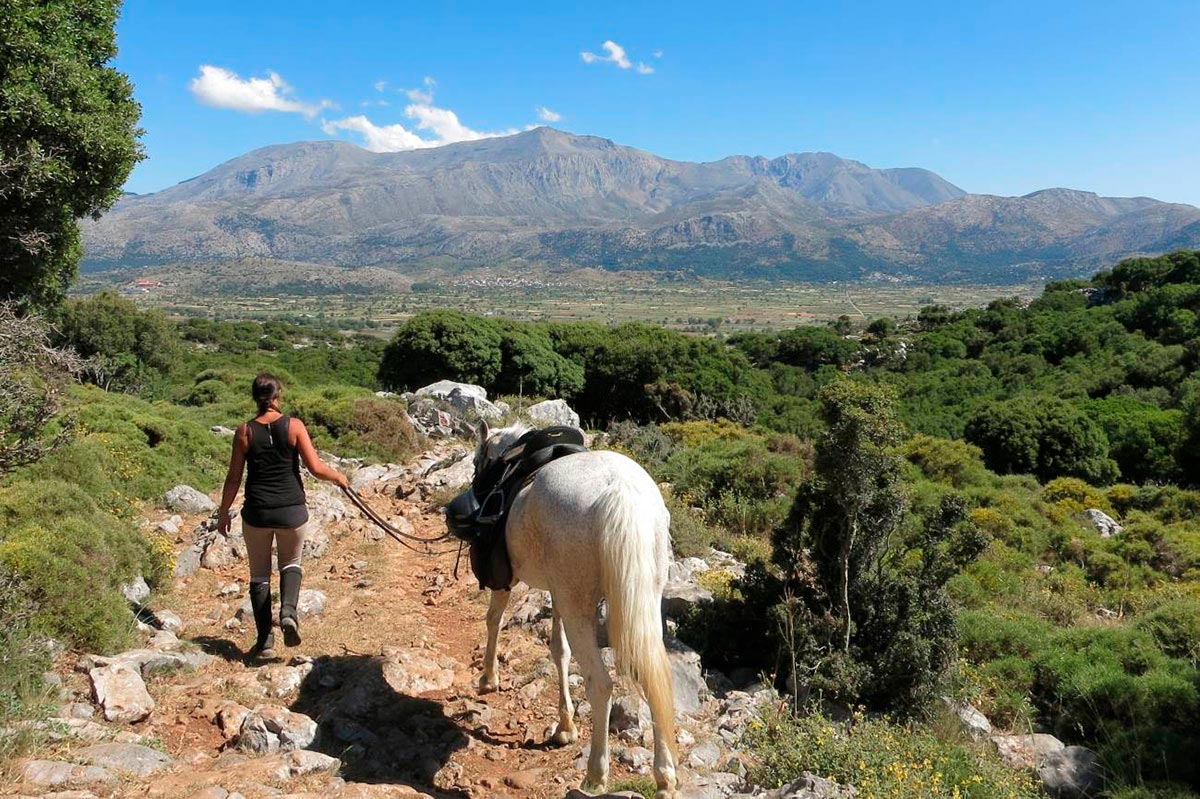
[82,127,1200,283]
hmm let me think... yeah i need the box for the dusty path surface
[6,443,757,799]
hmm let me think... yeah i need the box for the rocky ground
[3,433,780,799]
[3,379,1105,799]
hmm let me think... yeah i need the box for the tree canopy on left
[0,0,143,309]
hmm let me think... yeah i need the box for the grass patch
[745,706,1042,799]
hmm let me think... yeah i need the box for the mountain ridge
[83,127,1200,283]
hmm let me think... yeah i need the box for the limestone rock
[668,557,711,584]
[237,705,319,753]
[941,696,991,740]
[524,399,580,428]
[297,589,327,617]
[268,749,340,779]
[175,543,203,577]
[148,629,180,651]
[730,772,852,799]
[667,639,709,715]
[990,733,1066,770]
[505,589,553,628]
[259,663,312,698]
[416,381,504,421]
[165,485,216,515]
[215,701,251,741]
[662,581,714,619]
[155,609,185,634]
[407,398,461,438]
[77,742,172,777]
[416,380,488,402]
[1038,746,1104,798]
[422,455,475,490]
[687,739,724,769]
[21,759,114,787]
[617,745,653,773]
[120,572,151,606]
[609,695,651,741]
[382,647,458,695]
[1084,508,1122,538]
[89,663,154,724]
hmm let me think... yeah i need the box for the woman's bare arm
[217,425,249,534]
[292,418,349,487]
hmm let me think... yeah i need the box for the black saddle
[445,425,587,590]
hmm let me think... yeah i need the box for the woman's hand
[332,471,350,489]
[217,508,232,536]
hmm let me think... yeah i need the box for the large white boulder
[524,399,581,428]
[416,380,488,401]
[164,485,216,515]
[414,380,504,421]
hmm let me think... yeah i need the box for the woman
[218,373,348,660]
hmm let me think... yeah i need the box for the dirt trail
[9,444,687,799]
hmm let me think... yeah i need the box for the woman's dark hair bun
[252,373,282,414]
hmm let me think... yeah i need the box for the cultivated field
[79,266,1041,334]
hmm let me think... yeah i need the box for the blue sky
[116,0,1200,205]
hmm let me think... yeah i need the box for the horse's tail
[596,475,678,760]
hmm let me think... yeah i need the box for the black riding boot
[279,567,303,646]
[248,581,275,659]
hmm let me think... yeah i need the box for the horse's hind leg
[549,609,577,745]
[479,588,510,694]
[559,609,612,792]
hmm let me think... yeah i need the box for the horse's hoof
[549,726,577,746]
[581,780,607,794]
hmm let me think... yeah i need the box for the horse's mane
[490,422,530,452]
[477,421,531,470]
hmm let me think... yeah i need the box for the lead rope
[339,484,460,555]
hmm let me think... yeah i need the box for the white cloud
[404,76,437,104]
[580,40,655,74]
[321,115,431,152]
[405,86,434,104]
[324,83,519,152]
[373,80,387,92]
[536,106,562,123]
[189,65,331,116]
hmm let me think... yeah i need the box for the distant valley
[82,127,1200,284]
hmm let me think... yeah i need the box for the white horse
[473,422,680,798]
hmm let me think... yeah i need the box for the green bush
[0,479,167,653]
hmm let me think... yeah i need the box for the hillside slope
[82,128,1200,282]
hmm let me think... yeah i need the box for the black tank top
[242,415,309,528]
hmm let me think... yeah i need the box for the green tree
[0,1,143,308]
[770,380,987,711]
[964,395,1118,484]
[378,311,504,391]
[775,380,906,654]
[56,291,179,392]
[776,326,860,370]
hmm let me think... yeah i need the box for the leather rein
[339,484,461,556]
